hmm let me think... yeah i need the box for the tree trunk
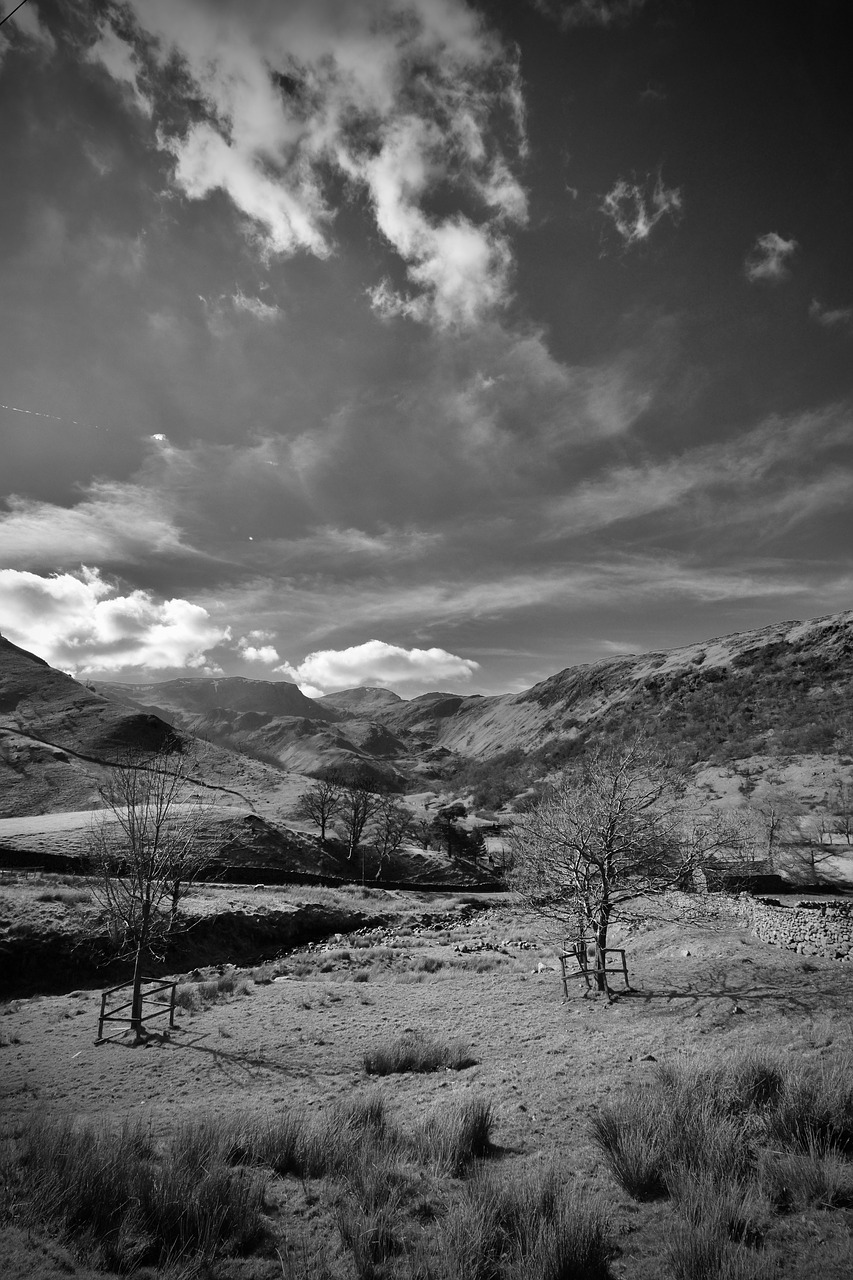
[130,899,151,1041]
[594,913,610,995]
[169,879,181,934]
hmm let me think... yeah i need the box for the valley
[2,609,853,1279]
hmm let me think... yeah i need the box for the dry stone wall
[730,895,853,961]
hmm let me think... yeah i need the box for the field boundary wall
[716,893,853,960]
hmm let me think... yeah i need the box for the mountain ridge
[2,608,852,815]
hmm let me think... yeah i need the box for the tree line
[295,772,487,876]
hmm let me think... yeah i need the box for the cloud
[0,0,55,65]
[86,21,152,116]
[744,232,797,283]
[0,482,198,572]
[0,567,229,674]
[96,0,527,328]
[532,0,649,27]
[237,634,280,664]
[543,402,853,540]
[600,172,683,248]
[275,639,480,693]
[809,298,853,332]
[231,289,282,322]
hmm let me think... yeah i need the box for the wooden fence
[96,977,177,1044]
[559,939,630,1000]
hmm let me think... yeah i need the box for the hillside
[318,686,404,715]
[97,675,336,723]
[96,675,409,783]
[3,610,852,820]
[0,636,294,817]
[369,611,853,764]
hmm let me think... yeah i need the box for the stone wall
[730,895,853,961]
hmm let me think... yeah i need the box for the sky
[0,0,851,699]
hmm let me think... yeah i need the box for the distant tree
[747,787,804,868]
[371,797,415,879]
[509,740,698,993]
[831,779,853,844]
[429,803,468,858]
[468,826,487,868]
[89,746,208,1041]
[413,814,433,850]
[296,778,342,842]
[335,772,384,862]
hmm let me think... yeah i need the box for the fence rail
[559,939,631,1000]
[96,977,177,1044]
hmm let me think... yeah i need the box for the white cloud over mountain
[276,639,479,696]
[0,568,229,675]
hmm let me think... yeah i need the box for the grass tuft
[363,1029,475,1076]
[13,1115,268,1270]
[435,1162,612,1280]
[416,1097,494,1176]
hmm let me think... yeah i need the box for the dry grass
[591,1049,853,1279]
[7,892,853,1279]
[364,1029,476,1076]
[1,1094,576,1279]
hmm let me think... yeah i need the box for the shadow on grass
[105,1023,311,1081]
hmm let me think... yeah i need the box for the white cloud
[745,232,797,283]
[237,634,280,663]
[275,639,480,693]
[809,298,853,332]
[99,0,527,328]
[0,568,229,674]
[86,21,152,116]
[0,483,196,570]
[231,289,282,322]
[600,172,683,248]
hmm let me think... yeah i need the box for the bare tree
[295,778,342,842]
[371,797,415,879]
[509,740,697,992]
[334,773,383,862]
[89,746,208,1040]
[747,787,804,867]
[830,779,853,844]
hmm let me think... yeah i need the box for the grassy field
[3,879,853,1278]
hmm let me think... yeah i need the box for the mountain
[95,675,406,784]
[369,612,853,764]
[318,686,404,715]
[0,637,291,817]
[3,610,852,819]
[97,675,335,722]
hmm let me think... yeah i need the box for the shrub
[416,1097,494,1176]
[363,1029,475,1076]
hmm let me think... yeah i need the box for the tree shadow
[112,1023,312,1082]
